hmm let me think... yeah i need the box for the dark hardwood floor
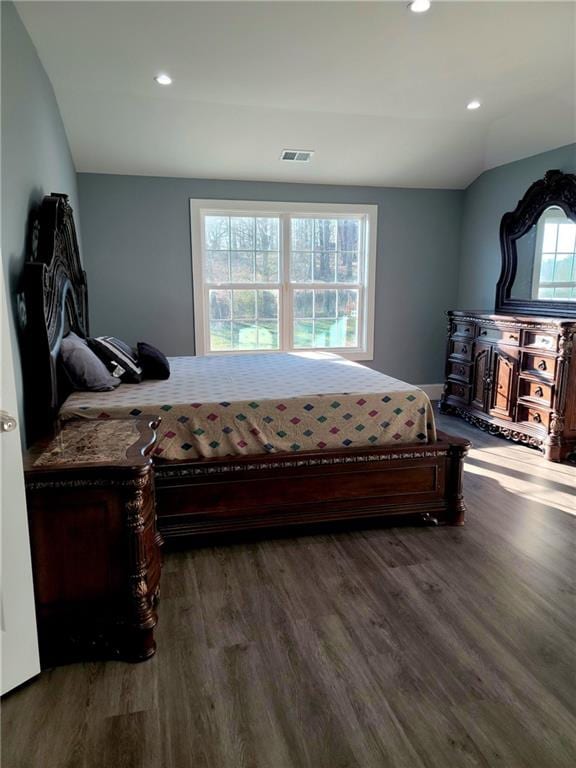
[2,412,576,768]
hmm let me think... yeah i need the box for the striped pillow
[88,336,143,383]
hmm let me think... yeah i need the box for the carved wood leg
[124,482,158,661]
[543,413,566,462]
[543,437,562,463]
[445,440,470,525]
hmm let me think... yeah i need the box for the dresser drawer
[450,339,472,361]
[518,379,553,407]
[444,381,470,404]
[522,331,558,352]
[447,360,472,382]
[517,404,550,431]
[477,327,520,345]
[521,352,556,379]
[452,321,475,338]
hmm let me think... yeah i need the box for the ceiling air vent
[280,149,314,163]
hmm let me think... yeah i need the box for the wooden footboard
[153,431,469,542]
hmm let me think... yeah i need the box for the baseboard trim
[419,383,444,401]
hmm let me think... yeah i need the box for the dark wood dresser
[440,311,576,462]
[24,418,162,665]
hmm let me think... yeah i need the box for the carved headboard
[23,193,88,441]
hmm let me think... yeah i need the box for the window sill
[199,348,373,362]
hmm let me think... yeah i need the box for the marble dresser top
[30,419,147,469]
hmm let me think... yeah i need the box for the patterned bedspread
[60,352,437,460]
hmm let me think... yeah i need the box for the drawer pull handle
[458,366,465,376]
[535,387,544,398]
[538,360,547,371]
[462,345,468,354]
[532,413,542,424]
[480,330,487,336]
[464,328,470,334]
[509,334,518,342]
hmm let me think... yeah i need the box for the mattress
[60,352,437,461]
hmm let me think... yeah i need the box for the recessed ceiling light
[467,99,481,110]
[154,74,172,86]
[408,0,431,13]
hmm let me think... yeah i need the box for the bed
[23,193,469,542]
[60,352,438,460]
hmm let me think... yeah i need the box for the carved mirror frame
[495,169,576,318]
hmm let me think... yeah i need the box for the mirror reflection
[511,206,576,301]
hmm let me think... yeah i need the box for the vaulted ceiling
[16,0,576,189]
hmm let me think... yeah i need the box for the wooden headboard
[23,193,88,441]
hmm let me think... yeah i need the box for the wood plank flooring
[2,413,575,768]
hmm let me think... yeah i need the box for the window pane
[205,251,229,283]
[230,251,254,282]
[291,218,314,251]
[292,288,359,349]
[257,290,279,319]
[313,252,336,282]
[290,217,362,285]
[313,319,344,347]
[314,219,337,251]
[556,221,576,253]
[294,320,314,348]
[318,318,358,348]
[293,318,358,349]
[205,216,229,250]
[553,286,571,298]
[210,320,232,350]
[231,320,279,350]
[232,290,256,319]
[337,219,360,251]
[539,253,555,282]
[255,218,279,251]
[315,289,337,318]
[230,217,255,250]
[542,222,558,252]
[232,321,255,349]
[209,289,231,320]
[291,252,313,282]
[257,321,278,349]
[554,254,572,282]
[337,252,359,282]
[338,289,359,318]
[256,252,279,282]
[343,316,359,347]
[538,287,554,299]
[294,290,313,318]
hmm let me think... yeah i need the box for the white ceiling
[16,1,576,189]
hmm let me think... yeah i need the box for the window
[191,201,377,359]
[533,206,576,299]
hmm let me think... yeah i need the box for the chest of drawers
[24,417,162,664]
[440,312,576,462]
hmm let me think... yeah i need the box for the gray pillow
[60,331,121,391]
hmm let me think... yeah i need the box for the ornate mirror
[496,169,576,318]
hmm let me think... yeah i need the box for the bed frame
[23,193,469,542]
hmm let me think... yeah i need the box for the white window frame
[190,199,377,360]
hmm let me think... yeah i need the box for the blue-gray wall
[457,143,576,310]
[1,1,80,427]
[77,174,463,384]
